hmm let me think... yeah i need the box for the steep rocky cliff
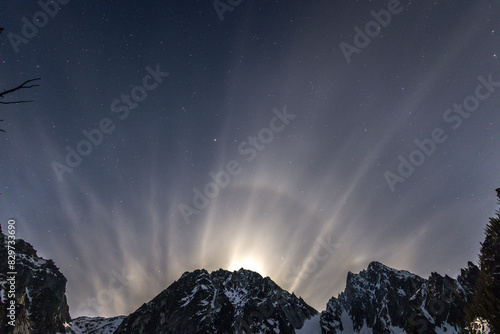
[0,224,71,333]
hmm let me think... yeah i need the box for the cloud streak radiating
[0,0,499,317]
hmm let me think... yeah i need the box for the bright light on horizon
[229,256,266,276]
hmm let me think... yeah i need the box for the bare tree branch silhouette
[0,27,40,133]
[0,78,41,105]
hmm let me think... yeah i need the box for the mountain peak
[113,267,317,334]
[321,261,479,333]
[367,260,387,271]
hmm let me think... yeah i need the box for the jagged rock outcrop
[0,224,71,333]
[114,268,318,334]
[320,261,480,333]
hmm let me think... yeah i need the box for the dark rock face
[114,268,318,334]
[320,261,480,333]
[0,224,71,334]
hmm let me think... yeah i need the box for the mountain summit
[114,268,317,333]
[320,260,480,333]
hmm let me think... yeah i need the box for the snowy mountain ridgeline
[320,261,481,334]
[0,224,490,333]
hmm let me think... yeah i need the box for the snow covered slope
[68,316,126,334]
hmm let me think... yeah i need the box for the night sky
[1,0,499,318]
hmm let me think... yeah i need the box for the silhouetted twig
[0,78,41,104]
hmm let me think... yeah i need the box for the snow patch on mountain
[68,316,126,334]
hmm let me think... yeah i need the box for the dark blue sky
[1,0,499,317]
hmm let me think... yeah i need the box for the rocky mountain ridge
[0,224,490,333]
[114,268,317,333]
[320,261,480,333]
